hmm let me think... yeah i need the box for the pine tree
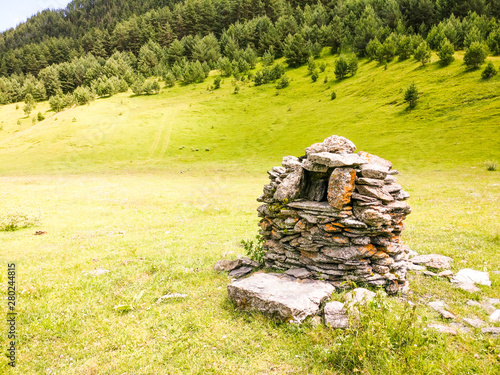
[438,39,455,66]
[414,41,431,66]
[334,55,349,79]
[23,93,35,116]
[464,42,488,69]
[481,61,498,79]
[404,83,419,109]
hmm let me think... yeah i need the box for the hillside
[1,52,499,174]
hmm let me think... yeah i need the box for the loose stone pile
[257,135,412,293]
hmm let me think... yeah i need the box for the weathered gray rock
[87,268,109,276]
[322,245,377,262]
[451,269,491,286]
[482,301,497,314]
[322,135,357,154]
[302,159,328,172]
[450,323,470,334]
[482,327,500,335]
[355,184,394,203]
[305,178,328,201]
[427,323,457,335]
[285,268,312,279]
[214,258,260,272]
[229,266,253,278]
[359,163,389,180]
[282,156,302,169]
[287,201,340,214]
[466,300,482,308]
[409,254,453,270]
[327,168,356,209]
[488,298,500,306]
[456,283,481,293]
[324,301,349,329]
[427,301,456,320]
[438,270,453,277]
[358,151,392,170]
[490,310,500,322]
[357,177,385,187]
[274,168,303,201]
[407,263,426,272]
[353,206,392,227]
[305,142,327,156]
[463,318,485,328]
[308,152,365,168]
[423,270,437,277]
[227,273,334,323]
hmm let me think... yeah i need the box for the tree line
[1,0,500,108]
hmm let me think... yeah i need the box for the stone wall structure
[257,135,412,293]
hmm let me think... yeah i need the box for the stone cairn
[257,135,412,294]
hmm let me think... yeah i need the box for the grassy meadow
[0,52,499,374]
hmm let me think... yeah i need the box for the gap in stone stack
[257,135,412,294]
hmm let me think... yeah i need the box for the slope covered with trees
[1,0,500,107]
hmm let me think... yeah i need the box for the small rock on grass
[490,310,500,322]
[423,271,437,277]
[482,327,500,336]
[482,301,497,314]
[214,257,259,272]
[487,298,500,306]
[438,270,453,278]
[87,268,109,276]
[456,283,481,293]
[410,254,452,270]
[427,323,457,335]
[463,318,485,328]
[451,269,491,286]
[428,301,456,320]
[466,300,482,308]
[450,323,470,334]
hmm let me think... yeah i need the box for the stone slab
[451,269,491,286]
[227,273,334,323]
[409,254,453,270]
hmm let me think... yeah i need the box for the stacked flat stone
[257,135,412,293]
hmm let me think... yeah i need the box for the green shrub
[481,61,497,79]
[414,41,431,66]
[241,235,265,264]
[276,75,290,89]
[213,76,222,89]
[37,112,45,121]
[485,160,498,171]
[404,83,419,109]
[0,209,40,231]
[464,42,488,69]
[164,72,176,87]
[438,39,455,66]
[331,91,337,100]
[334,56,349,79]
[73,86,95,105]
[311,70,319,82]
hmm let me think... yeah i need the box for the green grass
[0,52,499,374]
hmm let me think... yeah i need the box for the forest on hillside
[1,0,500,107]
